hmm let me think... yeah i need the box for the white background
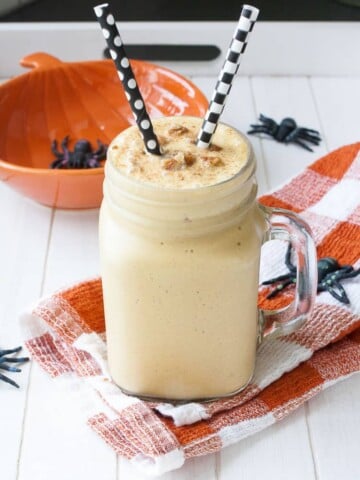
[0,21,360,480]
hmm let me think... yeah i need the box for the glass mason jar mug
[99,120,317,402]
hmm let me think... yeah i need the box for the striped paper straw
[197,5,259,148]
[94,3,161,155]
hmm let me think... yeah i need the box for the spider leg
[94,140,107,158]
[248,115,278,137]
[93,145,102,157]
[298,127,321,138]
[296,131,321,145]
[61,136,70,164]
[262,243,297,286]
[285,129,319,149]
[266,279,295,299]
[51,139,63,158]
[0,363,21,373]
[87,155,100,168]
[0,346,22,357]
[324,283,350,304]
[339,268,360,280]
[50,158,66,169]
[289,138,314,152]
[324,268,360,304]
[285,243,297,274]
[262,273,293,285]
[86,155,94,168]
[0,372,19,388]
[80,153,94,168]
[248,125,271,132]
[0,346,29,387]
[297,132,321,143]
[247,127,273,136]
[72,152,83,169]
[0,356,29,364]
[61,135,70,151]
[300,127,321,135]
[259,114,278,129]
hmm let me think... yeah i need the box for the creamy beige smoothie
[99,116,266,400]
[108,116,249,188]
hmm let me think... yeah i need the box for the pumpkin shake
[99,116,265,400]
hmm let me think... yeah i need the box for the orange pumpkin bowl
[0,52,208,209]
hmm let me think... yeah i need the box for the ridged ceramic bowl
[0,52,208,209]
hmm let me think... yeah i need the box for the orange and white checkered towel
[22,143,360,476]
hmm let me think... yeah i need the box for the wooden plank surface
[305,76,360,480]
[17,209,116,480]
[0,75,359,480]
[310,77,360,151]
[0,188,51,480]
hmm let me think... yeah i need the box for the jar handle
[258,206,318,341]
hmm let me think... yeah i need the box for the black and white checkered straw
[197,5,259,149]
[94,3,161,155]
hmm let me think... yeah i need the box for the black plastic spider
[262,244,360,304]
[248,114,321,152]
[0,346,29,388]
[50,136,107,169]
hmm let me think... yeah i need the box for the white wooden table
[1,73,360,480]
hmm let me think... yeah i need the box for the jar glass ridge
[103,125,258,239]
